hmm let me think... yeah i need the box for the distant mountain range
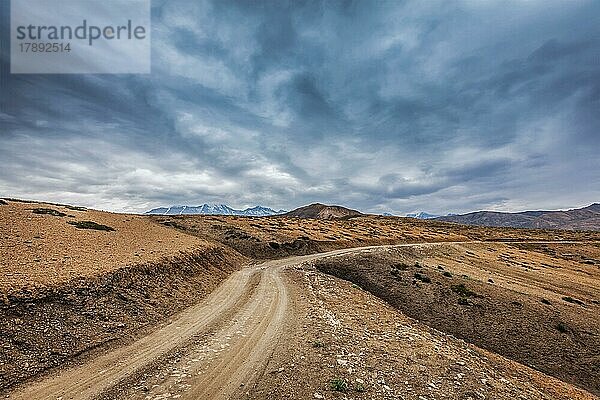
[406,212,441,219]
[145,202,600,230]
[282,203,362,219]
[436,203,600,231]
[145,204,286,216]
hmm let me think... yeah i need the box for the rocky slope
[250,265,594,399]
[312,243,600,395]
[437,203,600,231]
[282,203,363,219]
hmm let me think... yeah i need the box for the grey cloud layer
[1,0,599,213]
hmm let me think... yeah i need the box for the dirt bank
[0,246,245,393]
[149,214,600,261]
[249,264,593,400]
[313,244,600,396]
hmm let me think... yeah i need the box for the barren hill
[437,203,600,231]
[0,198,245,391]
[282,203,362,219]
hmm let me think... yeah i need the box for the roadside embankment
[0,246,246,392]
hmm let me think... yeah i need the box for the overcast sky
[1,0,599,214]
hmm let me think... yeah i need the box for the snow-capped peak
[145,203,286,216]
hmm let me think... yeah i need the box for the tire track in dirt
[164,265,289,400]
[8,267,259,400]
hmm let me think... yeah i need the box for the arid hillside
[282,203,363,219]
[437,203,600,231]
[149,212,600,259]
[0,199,245,390]
[1,198,600,399]
[312,242,600,395]
[0,198,212,295]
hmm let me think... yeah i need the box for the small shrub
[330,378,348,392]
[68,221,115,231]
[458,298,470,306]
[63,204,87,211]
[541,299,551,305]
[562,296,585,306]
[354,382,366,392]
[414,273,431,283]
[556,322,568,333]
[393,263,409,271]
[32,208,66,217]
[312,341,325,348]
[451,284,478,297]
[161,221,180,228]
[414,262,421,268]
[443,271,452,278]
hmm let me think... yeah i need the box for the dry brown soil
[0,200,208,295]
[252,261,595,400]
[313,242,600,395]
[150,214,600,259]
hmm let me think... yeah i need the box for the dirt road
[8,245,371,400]
[8,242,597,400]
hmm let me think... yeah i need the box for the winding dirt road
[9,245,374,400]
[9,241,594,400]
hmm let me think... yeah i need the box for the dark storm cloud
[1,0,599,213]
